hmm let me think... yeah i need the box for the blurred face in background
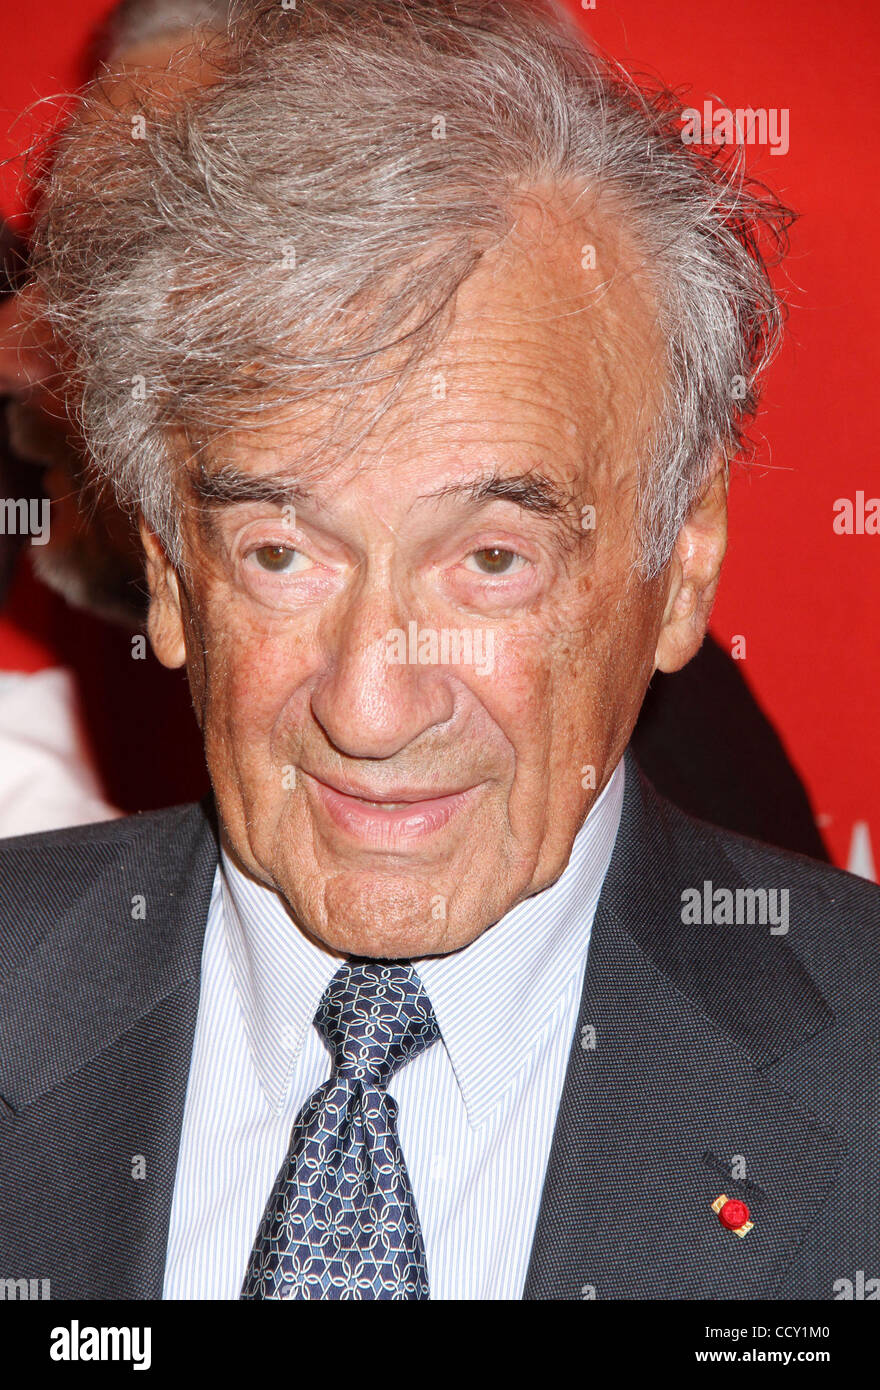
[0,22,224,622]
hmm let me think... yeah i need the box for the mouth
[302,771,479,846]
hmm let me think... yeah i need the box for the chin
[306,868,478,960]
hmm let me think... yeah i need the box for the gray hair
[28,0,794,577]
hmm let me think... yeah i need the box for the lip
[304,772,478,846]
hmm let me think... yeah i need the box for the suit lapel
[524,754,843,1300]
[0,802,219,1299]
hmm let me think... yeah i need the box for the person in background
[0,216,119,833]
[0,0,232,835]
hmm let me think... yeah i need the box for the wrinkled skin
[145,197,728,959]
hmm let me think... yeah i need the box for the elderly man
[0,0,877,1302]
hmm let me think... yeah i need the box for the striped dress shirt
[162,757,625,1300]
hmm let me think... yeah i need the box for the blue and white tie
[241,960,439,1300]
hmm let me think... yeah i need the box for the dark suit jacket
[1,752,878,1300]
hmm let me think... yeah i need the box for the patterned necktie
[241,960,439,1300]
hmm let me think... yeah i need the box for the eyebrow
[420,471,573,519]
[189,461,588,552]
[189,462,310,509]
[419,471,589,555]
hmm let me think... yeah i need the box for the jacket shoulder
[643,773,880,1013]
[0,801,204,858]
[0,802,218,976]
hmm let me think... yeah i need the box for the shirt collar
[413,759,624,1125]
[220,858,340,1112]
[220,758,625,1120]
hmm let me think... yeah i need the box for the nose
[310,584,457,761]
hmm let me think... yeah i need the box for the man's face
[148,201,676,958]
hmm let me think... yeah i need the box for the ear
[139,519,187,669]
[654,453,729,674]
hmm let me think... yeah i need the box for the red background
[1,0,877,874]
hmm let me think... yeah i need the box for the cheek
[194,601,313,760]
[482,575,656,788]
[477,624,584,769]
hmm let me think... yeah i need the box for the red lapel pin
[712,1193,754,1237]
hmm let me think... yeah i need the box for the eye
[249,545,311,575]
[463,547,528,576]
